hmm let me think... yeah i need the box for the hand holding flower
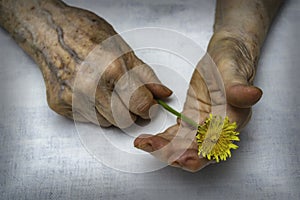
[134,0,283,172]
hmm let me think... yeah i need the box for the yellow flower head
[196,114,239,163]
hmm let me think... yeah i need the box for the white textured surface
[0,0,299,199]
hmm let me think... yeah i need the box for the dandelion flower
[196,114,239,162]
[157,100,240,163]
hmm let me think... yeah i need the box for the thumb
[227,84,262,108]
[220,63,263,108]
[132,60,173,99]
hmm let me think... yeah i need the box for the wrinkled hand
[72,39,173,128]
[0,0,172,128]
[29,2,173,128]
[134,35,263,172]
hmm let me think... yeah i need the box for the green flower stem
[157,99,199,128]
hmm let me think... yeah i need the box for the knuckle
[139,64,157,81]
[46,86,72,118]
[101,58,126,90]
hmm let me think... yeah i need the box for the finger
[102,54,171,118]
[134,132,209,172]
[134,125,210,172]
[134,125,189,152]
[131,61,173,99]
[226,84,263,108]
[100,56,154,122]
[169,149,210,172]
[95,108,112,127]
[110,91,138,128]
[115,43,171,98]
[134,124,194,152]
[95,87,137,128]
[134,134,169,153]
[135,135,198,154]
[114,70,157,119]
[129,85,156,119]
[157,124,182,140]
[218,60,262,108]
[164,129,209,172]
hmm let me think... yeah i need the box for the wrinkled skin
[0,0,283,172]
[0,0,172,128]
[134,41,262,172]
[134,0,283,172]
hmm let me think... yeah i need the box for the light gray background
[0,0,299,199]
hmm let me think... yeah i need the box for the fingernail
[163,86,173,96]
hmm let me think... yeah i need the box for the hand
[0,0,172,128]
[134,35,263,172]
[31,0,172,128]
[68,34,173,128]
